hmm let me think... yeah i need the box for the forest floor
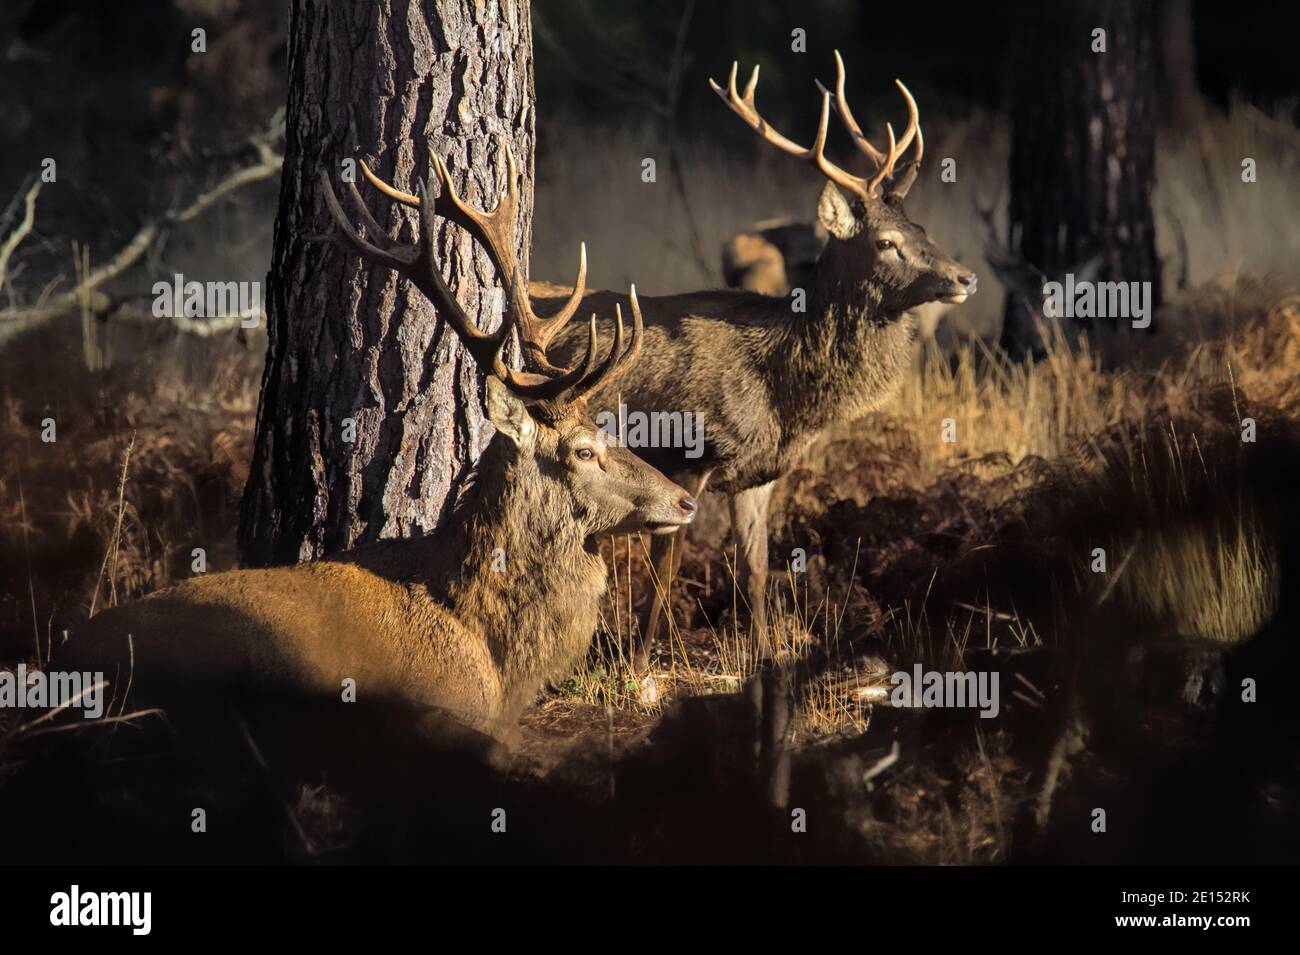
[2,276,1299,862]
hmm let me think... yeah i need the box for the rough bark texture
[1001,0,1161,358]
[240,0,534,567]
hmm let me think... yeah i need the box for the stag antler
[321,142,642,409]
[816,51,923,197]
[711,52,924,200]
[355,146,641,387]
[709,62,874,201]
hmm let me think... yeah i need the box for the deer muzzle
[939,268,978,304]
[645,493,697,533]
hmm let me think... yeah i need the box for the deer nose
[957,271,977,290]
[678,495,697,518]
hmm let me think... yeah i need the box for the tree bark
[1000,0,1161,359]
[1157,0,1201,134]
[240,0,534,567]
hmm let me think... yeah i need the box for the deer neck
[766,264,915,431]
[450,438,606,704]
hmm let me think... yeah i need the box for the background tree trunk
[240,0,534,567]
[1157,0,1202,133]
[1000,0,1161,359]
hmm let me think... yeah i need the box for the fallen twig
[862,740,901,789]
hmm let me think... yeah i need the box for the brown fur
[539,184,975,652]
[62,388,695,738]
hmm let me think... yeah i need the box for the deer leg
[728,482,776,656]
[729,482,790,809]
[637,530,681,668]
[636,470,711,669]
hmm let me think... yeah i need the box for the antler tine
[497,272,603,401]
[868,123,899,196]
[341,176,404,252]
[614,287,645,380]
[574,286,644,400]
[821,50,886,167]
[707,63,796,156]
[502,259,588,381]
[892,79,921,160]
[359,158,419,207]
[319,171,411,271]
[814,54,925,197]
[709,61,871,201]
[321,169,514,379]
[807,90,887,200]
[427,146,521,283]
[411,178,513,377]
[517,243,588,371]
[570,299,623,401]
[344,138,640,411]
[426,145,590,377]
[888,123,925,199]
[360,148,527,321]
[357,146,522,277]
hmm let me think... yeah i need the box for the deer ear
[816,182,857,239]
[484,377,537,449]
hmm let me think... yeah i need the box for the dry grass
[529,101,1300,754]
[582,276,1298,736]
[3,103,1300,750]
[0,317,260,660]
[2,106,1299,865]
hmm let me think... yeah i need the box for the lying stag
[62,142,697,738]
[540,53,977,661]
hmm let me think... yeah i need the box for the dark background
[0,0,1296,244]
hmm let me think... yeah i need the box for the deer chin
[599,514,693,538]
[644,519,691,535]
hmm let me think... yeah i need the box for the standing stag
[62,142,697,738]
[536,53,977,663]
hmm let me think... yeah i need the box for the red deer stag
[541,52,978,663]
[61,141,697,739]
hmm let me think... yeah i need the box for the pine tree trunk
[240,0,534,567]
[1000,0,1161,359]
[1157,0,1201,133]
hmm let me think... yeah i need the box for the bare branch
[0,179,42,290]
[0,116,284,347]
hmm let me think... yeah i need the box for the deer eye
[575,447,596,462]
[876,239,895,251]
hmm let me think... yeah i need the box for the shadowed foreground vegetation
[2,98,1300,861]
[2,271,1297,862]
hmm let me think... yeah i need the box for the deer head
[711,52,976,316]
[320,144,697,542]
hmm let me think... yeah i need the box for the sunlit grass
[579,270,1297,738]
